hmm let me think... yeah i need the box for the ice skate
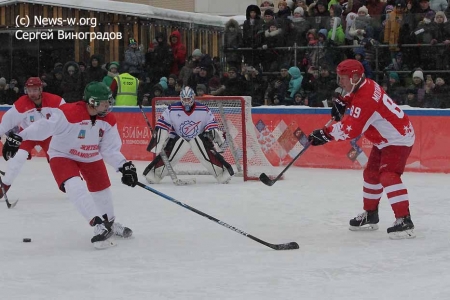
[91,217,115,249]
[387,215,415,240]
[111,221,133,239]
[349,209,379,231]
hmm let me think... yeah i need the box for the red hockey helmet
[25,77,43,88]
[336,59,364,78]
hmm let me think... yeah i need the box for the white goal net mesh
[152,96,277,180]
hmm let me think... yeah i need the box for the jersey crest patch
[180,120,201,139]
[30,116,35,122]
[99,129,104,138]
[78,130,86,139]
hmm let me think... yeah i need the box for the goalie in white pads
[143,86,234,184]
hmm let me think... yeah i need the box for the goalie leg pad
[144,137,190,184]
[189,135,234,184]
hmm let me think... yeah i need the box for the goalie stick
[138,104,196,186]
[0,172,18,209]
[259,118,334,186]
[136,181,299,250]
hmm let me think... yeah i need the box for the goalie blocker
[144,128,234,184]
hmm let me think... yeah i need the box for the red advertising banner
[0,106,449,173]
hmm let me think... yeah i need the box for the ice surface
[1,158,450,299]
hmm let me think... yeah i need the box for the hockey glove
[331,92,347,122]
[2,132,23,161]
[119,161,138,187]
[308,128,332,146]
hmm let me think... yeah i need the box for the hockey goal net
[152,96,277,181]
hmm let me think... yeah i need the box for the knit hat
[385,5,394,13]
[294,7,304,16]
[358,6,369,15]
[0,77,6,85]
[264,9,274,16]
[192,49,202,57]
[109,61,119,71]
[196,84,207,92]
[412,70,424,81]
[318,28,328,38]
[389,72,400,81]
[159,77,168,90]
[425,10,436,20]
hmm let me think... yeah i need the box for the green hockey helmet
[83,81,114,116]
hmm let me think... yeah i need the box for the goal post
[151,96,278,181]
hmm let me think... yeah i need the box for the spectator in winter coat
[285,66,303,104]
[165,74,178,96]
[169,30,187,76]
[353,47,374,79]
[124,38,145,79]
[84,55,107,85]
[262,20,285,72]
[224,19,243,71]
[242,5,264,66]
[414,11,438,70]
[386,72,406,105]
[145,32,173,84]
[187,65,209,95]
[178,56,195,86]
[61,61,84,103]
[308,0,331,30]
[328,17,345,44]
[260,0,275,15]
[430,0,448,13]
[406,69,426,107]
[102,61,120,88]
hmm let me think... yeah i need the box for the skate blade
[93,239,117,249]
[349,224,379,231]
[388,229,416,240]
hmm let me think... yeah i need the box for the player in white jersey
[143,86,234,184]
[308,59,415,239]
[2,82,137,249]
[0,77,65,199]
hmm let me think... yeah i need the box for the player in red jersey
[0,77,65,198]
[308,59,415,239]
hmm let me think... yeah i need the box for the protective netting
[152,96,277,180]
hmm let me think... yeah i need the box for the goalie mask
[83,81,115,117]
[180,86,195,112]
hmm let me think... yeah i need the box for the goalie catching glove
[119,161,138,187]
[2,132,23,161]
[204,129,226,148]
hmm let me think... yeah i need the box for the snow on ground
[1,158,450,300]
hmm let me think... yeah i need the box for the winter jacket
[169,30,187,75]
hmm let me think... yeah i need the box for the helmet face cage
[180,86,195,111]
[84,82,115,117]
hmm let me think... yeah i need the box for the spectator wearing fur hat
[224,18,243,71]
[260,0,275,15]
[243,5,264,66]
[431,11,450,70]
[61,61,84,103]
[262,20,286,72]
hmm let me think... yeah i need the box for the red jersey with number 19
[326,78,415,149]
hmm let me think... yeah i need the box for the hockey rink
[1,158,450,299]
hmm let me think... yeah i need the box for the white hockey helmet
[180,86,195,111]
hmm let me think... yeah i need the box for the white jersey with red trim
[326,78,415,149]
[18,102,126,170]
[0,92,65,136]
[155,101,219,141]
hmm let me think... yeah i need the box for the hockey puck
[23,238,31,243]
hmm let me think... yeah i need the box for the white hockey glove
[148,129,169,155]
[206,129,226,148]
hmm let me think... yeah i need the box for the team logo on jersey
[180,120,201,138]
[30,116,35,122]
[78,130,86,139]
[46,113,51,119]
[99,129,104,137]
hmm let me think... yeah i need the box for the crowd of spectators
[1,0,450,109]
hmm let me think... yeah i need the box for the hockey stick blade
[6,199,18,209]
[259,173,275,186]
[270,241,300,250]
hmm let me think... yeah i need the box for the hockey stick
[259,118,334,186]
[0,174,18,209]
[138,104,196,186]
[136,181,299,250]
